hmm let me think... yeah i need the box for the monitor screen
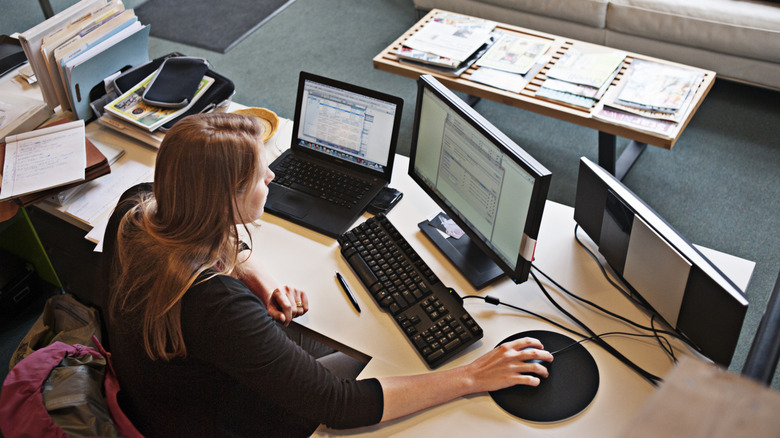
[294,73,401,173]
[409,75,551,287]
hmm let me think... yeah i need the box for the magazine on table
[104,72,214,131]
[402,12,495,62]
[475,33,551,75]
[398,31,500,77]
[545,46,626,89]
[614,59,702,113]
[470,53,550,93]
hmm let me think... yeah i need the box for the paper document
[475,33,550,75]
[1,120,86,201]
[62,159,152,226]
[404,19,494,62]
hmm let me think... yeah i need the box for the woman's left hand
[266,285,309,326]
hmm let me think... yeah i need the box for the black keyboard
[338,214,483,368]
[272,156,372,209]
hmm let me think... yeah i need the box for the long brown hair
[109,113,265,360]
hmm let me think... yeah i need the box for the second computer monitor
[409,75,551,287]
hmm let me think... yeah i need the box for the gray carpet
[136,0,296,53]
[2,0,779,390]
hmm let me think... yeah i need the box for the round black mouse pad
[489,330,599,422]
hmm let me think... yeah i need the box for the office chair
[742,268,780,385]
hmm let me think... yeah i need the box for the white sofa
[412,0,780,90]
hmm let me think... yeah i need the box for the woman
[101,112,552,437]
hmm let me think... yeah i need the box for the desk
[4,71,753,436]
[373,10,716,179]
[249,155,752,437]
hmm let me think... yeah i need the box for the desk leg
[598,132,647,180]
[465,94,481,107]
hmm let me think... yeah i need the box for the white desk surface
[4,71,755,436]
[255,155,753,438]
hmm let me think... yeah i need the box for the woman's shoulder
[186,274,262,310]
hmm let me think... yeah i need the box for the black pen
[336,272,361,313]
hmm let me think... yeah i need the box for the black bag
[112,53,235,132]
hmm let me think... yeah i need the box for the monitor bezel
[291,71,404,179]
[408,75,551,284]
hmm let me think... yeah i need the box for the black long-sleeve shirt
[100,184,383,437]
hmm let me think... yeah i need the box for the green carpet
[136,0,296,53]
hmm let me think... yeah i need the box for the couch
[412,0,780,90]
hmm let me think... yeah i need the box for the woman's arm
[235,248,308,325]
[378,337,553,422]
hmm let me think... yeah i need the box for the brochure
[545,46,626,88]
[105,72,214,131]
[475,33,551,75]
[615,59,702,112]
[403,12,495,62]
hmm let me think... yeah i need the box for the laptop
[264,72,404,237]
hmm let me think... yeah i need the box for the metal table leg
[598,131,647,180]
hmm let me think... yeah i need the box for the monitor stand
[418,217,504,289]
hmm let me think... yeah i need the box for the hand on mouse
[464,337,554,391]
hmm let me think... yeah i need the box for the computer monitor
[408,75,551,288]
[574,157,749,366]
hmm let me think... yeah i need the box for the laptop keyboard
[272,155,373,209]
[338,214,484,368]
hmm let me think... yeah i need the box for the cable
[531,263,684,341]
[467,295,679,362]
[549,331,680,357]
[463,295,587,340]
[466,292,663,385]
[651,315,677,363]
[573,224,640,305]
[528,269,662,385]
[569,225,703,355]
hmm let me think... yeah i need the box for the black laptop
[264,72,404,237]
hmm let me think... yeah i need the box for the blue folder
[65,24,150,120]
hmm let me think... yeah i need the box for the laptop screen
[294,76,401,173]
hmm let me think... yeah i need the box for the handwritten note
[0,120,86,201]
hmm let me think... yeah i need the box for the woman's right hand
[378,336,553,422]
[464,337,553,391]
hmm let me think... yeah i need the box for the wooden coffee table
[373,9,716,179]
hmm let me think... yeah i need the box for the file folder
[65,24,149,120]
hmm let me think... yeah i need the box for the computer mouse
[522,347,552,380]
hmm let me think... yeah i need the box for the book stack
[536,46,626,109]
[18,0,150,120]
[0,119,118,206]
[395,12,497,77]
[593,60,703,136]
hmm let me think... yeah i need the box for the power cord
[531,263,686,343]
[464,292,663,386]
[570,224,702,355]
[527,269,662,385]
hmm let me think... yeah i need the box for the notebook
[264,72,403,237]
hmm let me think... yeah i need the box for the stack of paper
[593,60,703,136]
[1,120,83,201]
[0,92,53,140]
[0,119,120,205]
[536,46,626,108]
[396,12,496,76]
[469,33,552,93]
[18,0,149,120]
